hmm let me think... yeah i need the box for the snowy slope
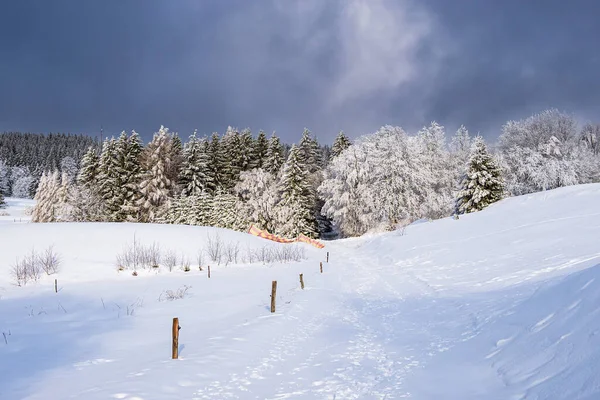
[0,197,33,224]
[2,184,600,399]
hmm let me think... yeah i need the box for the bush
[38,245,61,275]
[11,246,60,286]
[159,285,191,301]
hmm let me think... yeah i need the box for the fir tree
[206,132,226,192]
[180,131,211,196]
[254,130,269,169]
[277,144,317,238]
[455,137,505,215]
[264,133,284,175]
[31,170,61,222]
[211,190,246,231]
[137,127,175,222]
[298,128,322,174]
[77,146,100,189]
[221,127,242,188]
[0,189,4,208]
[169,132,184,192]
[239,128,256,171]
[331,131,351,159]
[120,131,144,220]
[97,138,120,220]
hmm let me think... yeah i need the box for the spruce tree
[254,130,269,169]
[331,131,351,159]
[277,144,317,238]
[180,131,211,196]
[221,127,242,188]
[137,127,175,222]
[455,137,504,215]
[239,128,256,171]
[0,189,5,208]
[206,132,226,192]
[211,190,246,231]
[298,128,322,174]
[120,130,143,221]
[264,133,284,175]
[77,146,99,189]
[169,132,184,191]
[97,138,120,221]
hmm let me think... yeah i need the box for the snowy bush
[159,285,191,301]
[11,249,42,286]
[38,245,61,275]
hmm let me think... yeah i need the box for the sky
[1,0,599,144]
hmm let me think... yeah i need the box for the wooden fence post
[270,281,277,313]
[299,274,304,290]
[326,252,329,263]
[320,262,323,274]
[208,265,211,279]
[54,279,57,293]
[172,317,180,359]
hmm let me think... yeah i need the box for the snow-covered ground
[0,197,34,224]
[2,185,600,399]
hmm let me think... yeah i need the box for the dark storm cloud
[0,0,599,144]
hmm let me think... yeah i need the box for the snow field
[2,184,600,398]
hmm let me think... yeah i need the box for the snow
[0,197,34,223]
[3,184,600,399]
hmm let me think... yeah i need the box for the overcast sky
[1,0,599,144]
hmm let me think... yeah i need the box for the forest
[2,109,599,239]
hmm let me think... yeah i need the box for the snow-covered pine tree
[455,136,505,215]
[0,159,8,196]
[180,131,211,196]
[264,133,284,175]
[119,130,144,221]
[298,128,322,174]
[330,131,351,159]
[0,187,4,208]
[168,132,184,193]
[206,132,226,192]
[97,137,121,221]
[234,169,279,233]
[239,128,256,171]
[137,126,176,222]
[210,190,246,231]
[31,170,61,222]
[77,146,100,189]
[277,144,317,238]
[221,126,242,189]
[254,130,269,169]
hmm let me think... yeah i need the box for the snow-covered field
[2,185,600,399]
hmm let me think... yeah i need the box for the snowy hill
[2,184,600,399]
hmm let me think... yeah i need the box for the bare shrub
[206,233,223,265]
[11,248,43,286]
[224,241,241,266]
[197,248,205,271]
[180,253,191,272]
[139,242,161,269]
[159,285,191,301]
[11,259,28,287]
[163,250,177,272]
[38,245,61,275]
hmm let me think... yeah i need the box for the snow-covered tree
[10,166,35,198]
[211,190,247,231]
[60,156,78,184]
[499,109,597,195]
[331,131,351,159]
[580,123,600,156]
[206,132,226,192]
[180,131,211,196]
[239,128,256,171]
[0,159,9,196]
[277,144,317,238]
[234,169,279,232]
[31,171,61,222]
[120,130,144,220]
[455,137,504,215]
[97,137,121,220]
[77,146,100,189]
[254,130,269,169]
[265,133,284,175]
[137,126,176,222]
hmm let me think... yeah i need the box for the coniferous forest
[2,108,600,239]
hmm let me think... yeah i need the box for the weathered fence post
[270,281,277,313]
[326,252,329,263]
[54,279,57,293]
[207,265,211,279]
[320,262,323,274]
[299,274,304,290]
[172,317,180,359]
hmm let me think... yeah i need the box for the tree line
[8,108,600,239]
